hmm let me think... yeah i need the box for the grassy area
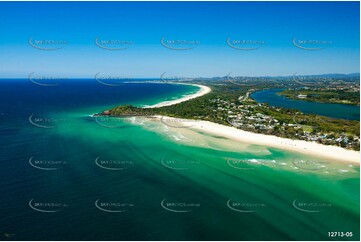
[279,89,360,106]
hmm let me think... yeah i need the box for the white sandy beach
[147,84,211,108]
[153,116,360,164]
[139,83,360,164]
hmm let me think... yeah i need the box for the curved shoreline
[138,83,359,164]
[152,116,359,164]
[146,83,211,108]
[99,81,359,164]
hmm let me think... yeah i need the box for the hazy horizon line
[0,72,359,80]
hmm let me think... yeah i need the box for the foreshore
[147,84,211,108]
[153,116,360,164]
[140,82,360,164]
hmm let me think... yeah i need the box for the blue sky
[0,1,359,78]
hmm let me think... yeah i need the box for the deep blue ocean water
[0,80,359,241]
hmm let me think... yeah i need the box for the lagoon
[250,88,360,120]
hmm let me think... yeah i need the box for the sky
[0,1,359,78]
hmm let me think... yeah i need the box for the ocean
[0,80,359,240]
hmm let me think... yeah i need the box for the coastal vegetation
[278,88,360,105]
[102,77,360,151]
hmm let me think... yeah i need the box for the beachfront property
[209,97,359,150]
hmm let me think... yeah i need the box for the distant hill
[196,73,360,80]
[306,73,360,78]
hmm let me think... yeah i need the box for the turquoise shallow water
[0,80,359,240]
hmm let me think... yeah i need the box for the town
[210,97,359,150]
